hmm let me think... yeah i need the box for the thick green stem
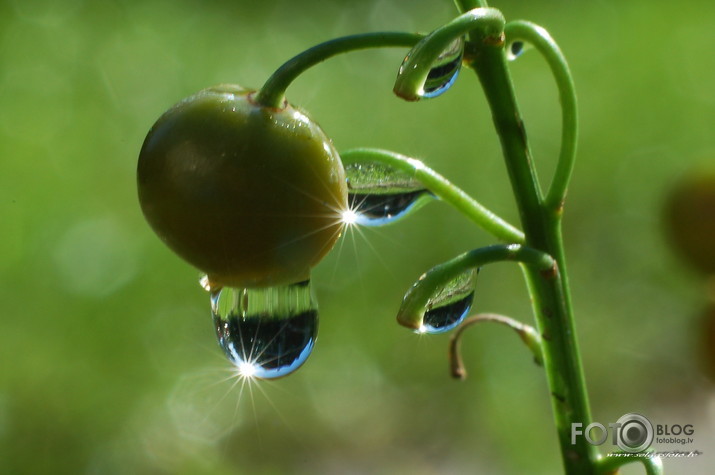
[255,32,422,108]
[470,37,599,474]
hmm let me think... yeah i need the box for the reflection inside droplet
[419,268,478,334]
[422,37,463,98]
[344,161,433,226]
[348,190,432,226]
[422,291,474,334]
[208,280,318,379]
[400,36,465,99]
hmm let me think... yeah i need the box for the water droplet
[398,36,464,99]
[422,37,465,98]
[507,41,526,61]
[344,161,432,226]
[419,269,477,334]
[209,280,318,379]
[349,190,432,226]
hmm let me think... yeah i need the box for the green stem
[397,244,554,329]
[595,451,664,475]
[470,30,599,475]
[504,21,578,213]
[255,32,423,108]
[340,148,524,243]
[449,312,543,380]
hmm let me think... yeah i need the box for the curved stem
[397,244,554,330]
[340,148,524,243]
[255,32,423,108]
[505,21,578,213]
[470,28,598,474]
[596,451,664,475]
[394,8,505,101]
[449,312,543,380]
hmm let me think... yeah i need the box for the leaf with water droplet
[420,269,477,334]
[343,159,433,226]
[398,245,556,332]
[420,36,465,98]
[340,148,526,242]
[209,280,317,379]
[394,36,465,101]
[398,265,478,335]
[394,9,506,101]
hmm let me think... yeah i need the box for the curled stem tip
[394,8,505,101]
[397,244,555,330]
[504,20,577,213]
[449,313,543,380]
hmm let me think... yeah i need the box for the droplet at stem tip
[397,314,422,330]
[393,88,421,102]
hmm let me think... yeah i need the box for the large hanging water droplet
[344,161,432,226]
[209,280,318,379]
[419,268,477,334]
[399,36,465,99]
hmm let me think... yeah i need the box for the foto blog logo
[571,413,654,453]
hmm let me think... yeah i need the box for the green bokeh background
[1,0,714,473]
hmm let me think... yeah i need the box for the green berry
[138,85,347,288]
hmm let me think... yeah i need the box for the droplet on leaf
[398,36,465,99]
[344,161,432,226]
[418,268,477,334]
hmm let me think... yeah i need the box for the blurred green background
[1,0,714,473]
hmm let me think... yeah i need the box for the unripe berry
[138,85,347,288]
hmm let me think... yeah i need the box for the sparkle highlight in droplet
[237,361,258,378]
[341,208,359,225]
